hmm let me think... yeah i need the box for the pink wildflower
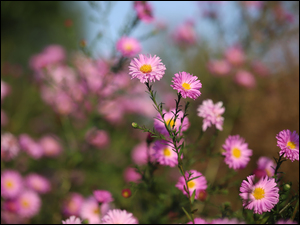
[62,192,85,217]
[19,134,43,159]
[172,20,197,46]
[253,156,276,179]
[234,70,256,89]
[93,190,114,204]
[131,142,155,165]
[85,128,110,149]
[1,132,20,161]
[123,167,142,183]
[207,59,231,76]
[116,36,142,58]
[1,80,11,101]
[39,135,62,157]
[134,1,154,23]
[152,140,181,167]
[62,215,82,224]
[276,219,298,224]
[276,129,299,162]
[16,189,41,218]
[1,170,23,199]
[101,209,139,224]
[225,45,246,66]
[187,217,207,224]
[211,218,244,224]
[25,173,51,194]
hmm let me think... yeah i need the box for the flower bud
[283,184,291,192]
[122,188,131,198]
[132,122,139,129]
[197,190,207,201]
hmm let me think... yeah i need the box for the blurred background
[1,1,299,224]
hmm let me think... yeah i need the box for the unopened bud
[223,202,231,207]
[122,188,131,198]
[197,190,207,201]
[132,122,139,129]
[283,184,291,192]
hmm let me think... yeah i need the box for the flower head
[93,190,114,204]
[129,54,166,83]
[210,218,244,224]
[152,140,181,167]
[1,132,20,161]
[19,134,43,159]
[62,192,85,217]
[116,36,142,58]
[239,175,279,214]
[276,129,299,162]
[234,70,256,89]
[171,71,202,100]
[134,1,154,23]
[172,20,197,46]
[39,135,62,157]
[25,173,51,194]
[207,59,231,76]
[275,219,298,224]
[16,189,41,218]
[225,45,245,66]
[222,135,252,170]
[187,217,207,224]
[253,156,276,179]
[1,170,23,199]
[62,215,82,224]
[101,209,138,224]
[197,99,225,131]
[123,167,142,183]
[175,170,207,199]
[131,142,155,165]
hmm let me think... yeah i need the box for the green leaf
[181,206,192,221]
[191,189,196,204]
[187,175,202,182]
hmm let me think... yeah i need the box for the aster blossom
[253,156,276,179]
[1,170,23,199]
[93,190,114,204]
[16,189,41,218]
[62,215,82,224]
[222,135,252,170]
[276,129,299,162]
[171,71,202,100]
[152,140,182,167]
[116,36,141,58]
[239,175,279,214]
[128,54,166,83]
[197,99,225,131]
[101,209,138,224]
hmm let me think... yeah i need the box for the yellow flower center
[252,187,265,200]
[166,119,175,128]
[287,141,296,149]
[182,82,191,90]
[163,148,171,156]
[5,181,14,189]
[93,207,100,215]
[265,168,272,177]
[124,43,133,51]
[187,181,196,189]
[232,147,241,158]
[140,64,152,73]
[21,200,30,208]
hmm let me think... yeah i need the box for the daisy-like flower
[253,156,276,179]
[134,1,154,23]
[128,54,166,83]
[234,70,256,89]
[187,217,207,224]
[207,59,231,76]
[197,99,225,131]
[1,170,23,199]
[101,209,139,224]
[222,135,252,170]
[123,167,142,183]
[62,215,82,224]
[154,108,190,136]
[1,132,20,161]
[62,192,85,217]
[16,189,41,218]
[175,170,207,199]
[276,129,299,162]
[116,36,142,58]
[171,71,202,100]
[239,175,279,214]
[93,190,114,204]
[152,140,181,167]
[25,173,51,194]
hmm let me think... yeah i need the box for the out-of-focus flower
[85,128,110,149]
[101,209,139,224]
[225,46,246,66]
[251,61,270,77]
[39,135,62,157]
[172,20,197,46]
[211,217,244,224]
[175,170,207,199]
[116,36,142,58]
[25,173,51,194]
[207,59,231,76]
[239,175,279,214]
[122,189,132,198]
[16,189,41,218]
[1,210,25,224]
[62,192,85,217]
[3,199,20,213]
[19,134,43,159]
[129,54,166,83]
[234,70,256,89]
[152,140,181,167]
[197,190,207,202]
[123,167,142,183]
[1,110,9,127]
[197,99,225,131]
[134,1,154,23]
[170,71,202,100]
[275,219,298,224]
[62,215,82,224]
[187,217,207,224]
[1,170,23,199]
[154,109,190,136]
[93,190,114,204]
[1,80,11,101]
[222,135,252,170]
[64,19,73,28]
[131,142,155,165]
[276,129,299,162]
[1,132,20,161]
[253,156,276,179]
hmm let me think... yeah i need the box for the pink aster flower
[19,134,43,159]
[222,135,252,170]
[175,170,207,199]
[1,170,23,199]
[131,142,155,165]
[239,175,279,214]
[62,215,82,224]
[101,209,138,224]
[39,135,62,157]
[170,71,202,100]
[62,192,85,217]
[134,1,154,23]
[211,218,244,224]
[197,99,225,131]
[93,190,114,204]
[16,189,41,218]
[1,80,11,101]
[116,36,142,58]
[224,45,246,66]
[25,173,51,194]
[187,217,207,224]
[207,59,231,76]
[154,108,190,137]
[123,167,142,183]
[253,156,276,179]
[276,129,299,162]
[85,128,110,149]
[152,140,181,167]
[1,132,20,161]
[3,199,20,213]
[234,70,256,89]
[172,20,197,46]
[128,54,166,83]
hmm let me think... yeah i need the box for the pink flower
[1,80,11,101]
[251,61,270,77]
[134,1,154,23]
[39,135,62,157]
[1,170,23,199]
[62,192,85,217]
[172,20,197,46]
[25,173,51,194]
[154,109,190,137]
[116,36,142,58]
[19,134,43,159]
[253,156,276,179]
[1,132,20,161]
[239,175,279,214]
[276,129,299,162]
[207,59,231,76]
[16,189,41,218]
[171,71,202,100]
[131,142,155,165]
[224,45,246,66]
[3,199,20,213]
[211,218,244,224]
[93,190,114,204]
[276,219,298,224]
[62,215,82,224]
[85,128,110,149]
[187,217,207,224]
[129,54,166,83]
[197,99,225,131]
[222,135,252,170]
[152,140,181,167]
[175,170,207,199]
[1,110,9,127]
[123,167,142,183]
[101,209,138,224]
[234,70,256,89]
